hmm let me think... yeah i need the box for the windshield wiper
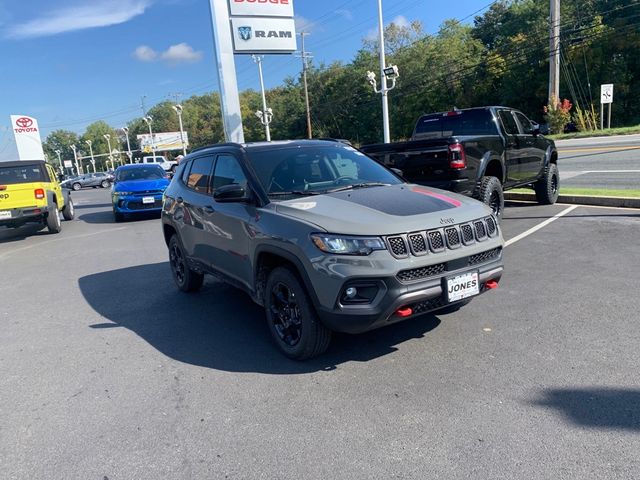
[325,182,391,193]
[268,190,321,197]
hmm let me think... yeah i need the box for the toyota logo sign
[16,117,33,128]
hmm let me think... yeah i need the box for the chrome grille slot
[428,230,444,251]
[408,233,427,254]
[387,236,408,257]
[461,224,475,244]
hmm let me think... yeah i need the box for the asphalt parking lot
[1,189,639,479]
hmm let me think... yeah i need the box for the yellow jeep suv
[0,160,74,234]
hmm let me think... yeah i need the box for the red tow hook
[485,280,499,290]
[396,307,413,318]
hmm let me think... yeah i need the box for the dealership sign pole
[208,0,296,143]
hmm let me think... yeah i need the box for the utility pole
[548,0,560,104]
[297,32,313,139]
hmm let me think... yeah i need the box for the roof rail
[188,142,243,154]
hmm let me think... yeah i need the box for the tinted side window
[186,156,214,194]
[212,155,247,191]
[514,112,533,135]
[498,111,519,135]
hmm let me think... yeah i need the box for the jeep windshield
[246,144,402,198]
[0,164,46,185]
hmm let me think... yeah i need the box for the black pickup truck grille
[386,216,499,259]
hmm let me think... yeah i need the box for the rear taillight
[34,188,45,199]
[0,185,6,191]
[448,143,466,169]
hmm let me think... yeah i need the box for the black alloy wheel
[269,282,303,347]
[168,235,203,292]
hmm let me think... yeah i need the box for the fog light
[345,287,357,299]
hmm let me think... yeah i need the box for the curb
[504,192,640,209]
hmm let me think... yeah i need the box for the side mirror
[532,127,541,136]
[390,167,404,178]
[214,184,250,203]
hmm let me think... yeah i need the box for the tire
[265,266,331,360]
[170,165,177,173]
[476,176,504,221]
[62,197,75,220]
[72,183,82,191]
[101,180,110,188]
[113,211,124,223]
[46,204,62,234]
[534,163,560,205]
[168,234,204,292]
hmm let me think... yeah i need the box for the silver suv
[161,140,504,359]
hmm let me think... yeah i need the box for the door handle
[176,196,184,204]
[203,205,215,214]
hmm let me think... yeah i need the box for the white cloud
[133,45,158,62]
[160,43,202,65]
[134,43,202,66]
[5,0,152,39]
[295,15,316,33]
[336,9,353,21]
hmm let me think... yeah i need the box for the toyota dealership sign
[3,115,45,161]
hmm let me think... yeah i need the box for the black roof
[189,139,348,156]
[0,160,47,168]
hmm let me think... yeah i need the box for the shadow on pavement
[78,262,441,374]
[532,388,640,431]
[79,211,161,224]
[0,224,47,243]
[74,203,113,210]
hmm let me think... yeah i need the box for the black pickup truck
[360,106,559,219]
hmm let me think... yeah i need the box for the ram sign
[231,17,296,53]
[137,132,189,152]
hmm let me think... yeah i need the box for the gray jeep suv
[161,140,504,359]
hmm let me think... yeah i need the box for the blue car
[112,164,170,222]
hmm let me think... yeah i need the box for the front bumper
[112,194,164,213]
[0,206,47,227]
[316,258,503,333]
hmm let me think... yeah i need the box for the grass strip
[549,125,640,140]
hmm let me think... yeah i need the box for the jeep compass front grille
[385,217,499,259]
[397,263,446,282]
[469,247,502,266]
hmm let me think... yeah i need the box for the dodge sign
[229,0,294,17]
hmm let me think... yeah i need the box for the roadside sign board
[231,17,297,53]
[137,132,189,151]
[9,115,45,161]
[228,0,293,17]
[64,160,73,168]
[601,84,613,104]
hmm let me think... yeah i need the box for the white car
[142,156,178,172]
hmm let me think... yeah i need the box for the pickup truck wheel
[62,197,75,220]
[46,205,62,234]
[265,267,331,360]
[72,182,82,191]
[169,235,204,292]
[534,163,559,205]
[477,176,504,220]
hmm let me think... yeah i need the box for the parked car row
[61,172,114,191]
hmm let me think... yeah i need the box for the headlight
[311,234,386,255]
[113,191,133,196]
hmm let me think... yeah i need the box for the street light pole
[172,105,187,156]
[54,149,63,174]
[377,0,390,143]
[70,144,80,175]
[252,55,272,142]
[143,116,156,156]
[121,127,133,163]
[85,140,96,173]
[103,134,113,170]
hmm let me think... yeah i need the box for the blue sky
[0,0,493,139]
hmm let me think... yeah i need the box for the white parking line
[505,205,579,247]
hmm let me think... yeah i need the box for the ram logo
[238,26,252,41]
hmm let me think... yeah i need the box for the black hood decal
[327,185,459,216]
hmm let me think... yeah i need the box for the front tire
[534,163,559,205]
[101,180,110,188]
[62,198,75,220]
[168,234,204,292]
[477,176,504,221]
[72,182,82,191]
[46,205,62,234]
[265,267,331,360]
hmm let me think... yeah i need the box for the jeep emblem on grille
[440,217,455,225]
